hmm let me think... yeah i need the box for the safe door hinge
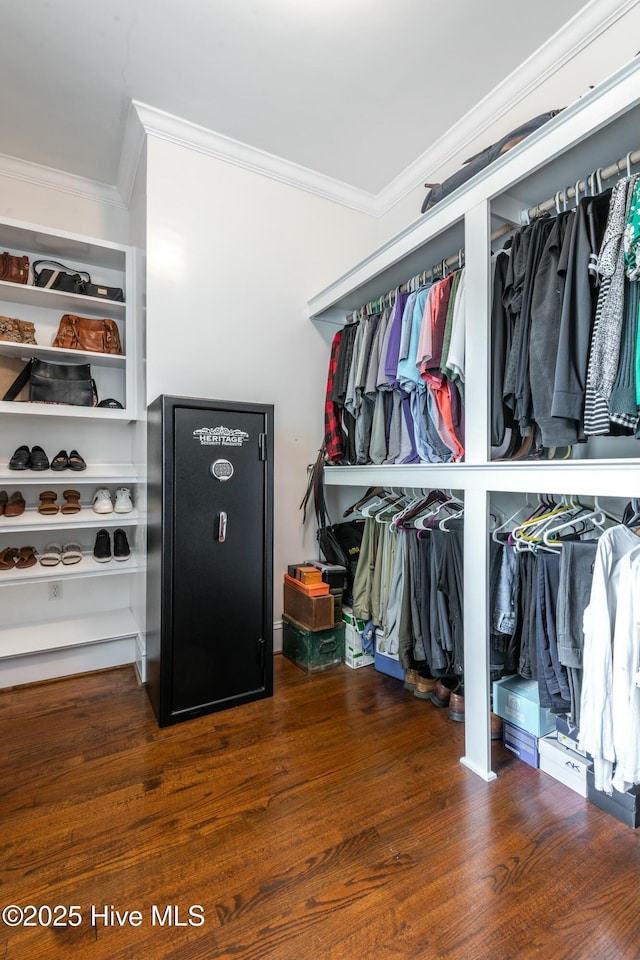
[259,433,268,461]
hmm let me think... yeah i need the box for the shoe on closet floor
[414,671,436,700]
[404,668,419,691]
[430,677,458,708]
[113,528,130,561]
[93,529,111,562]
[448,686,465,722]
[114,487,133,513]
[93,488,113,514]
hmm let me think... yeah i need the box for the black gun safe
[145,395,274,726]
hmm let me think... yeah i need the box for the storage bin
[503,720,539,768]
[493,675,555,737]
[586,769,640,828]
[283,580,334,631]
[282,614,345,674]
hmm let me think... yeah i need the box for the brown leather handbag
[0,252,29,284]
[52,314,123,355]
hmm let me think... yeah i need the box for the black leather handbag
[32,259,124,302]
[2,358,97,406]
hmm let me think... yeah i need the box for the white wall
[144,137,377,645]
[0,172,129,244]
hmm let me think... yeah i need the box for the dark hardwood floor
[1,654,639,960]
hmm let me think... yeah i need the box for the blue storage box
[503,720,539,768]
[493,675,555,737]
[374,629,405,682]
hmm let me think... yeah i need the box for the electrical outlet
[48,581,62,601]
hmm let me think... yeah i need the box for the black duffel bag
[33,259,124,302]
[421,110,563,214]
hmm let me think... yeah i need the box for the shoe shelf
[0,554,141,585]
[0,462,139,483]
[0,608,139,659]
[0,507,139,534]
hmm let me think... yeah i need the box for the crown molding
[372,0,640,216]
[120,100,379,215]
[0,152,124,208]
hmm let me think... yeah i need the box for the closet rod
[346,222,513,323]
[527,147,640,220]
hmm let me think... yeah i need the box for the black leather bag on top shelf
[32,259,125,302]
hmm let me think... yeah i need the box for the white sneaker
[92,487,113,514]
[114,487,133,514]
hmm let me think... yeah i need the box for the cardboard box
[538,731,592,798]
[374,630,405,682]
[503,720,539,768]
[493,675,555,737]
[341,607,374,669]
[586,769,640,828]
[282,614,345,674]
[283,581,334,631]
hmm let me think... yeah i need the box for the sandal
[4,491,26,517]
[39,543,62,566]
[50,450,69,471]
[61,489,82,514]
[62,542,83,565]
[67,450,87,472]
[38,491,59,515]
[0,546,18,569]
[15,546,37,569]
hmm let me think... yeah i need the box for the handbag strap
[32,260,91,285]
[300,443,331,530]
[2,359,33,401]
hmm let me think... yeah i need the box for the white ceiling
[0,0,621,196]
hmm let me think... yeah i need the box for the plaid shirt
[324,329,344,462]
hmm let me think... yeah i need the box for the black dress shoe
[50,450,69,471]
[8,445,30,470]
[67,449,87,471]
[29,445,49,470]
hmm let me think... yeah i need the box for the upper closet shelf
[308,57,640,324]
[0,280,126,319]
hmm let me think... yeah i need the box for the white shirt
[579,525,640,793]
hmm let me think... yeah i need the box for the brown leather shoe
[414,673,436,700]
[491,712,503,740]
[404,668,419,691]
[4,491,26,517]
[430,677,457,708]
[448,689,465,722]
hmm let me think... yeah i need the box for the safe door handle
[217,511,227,542]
